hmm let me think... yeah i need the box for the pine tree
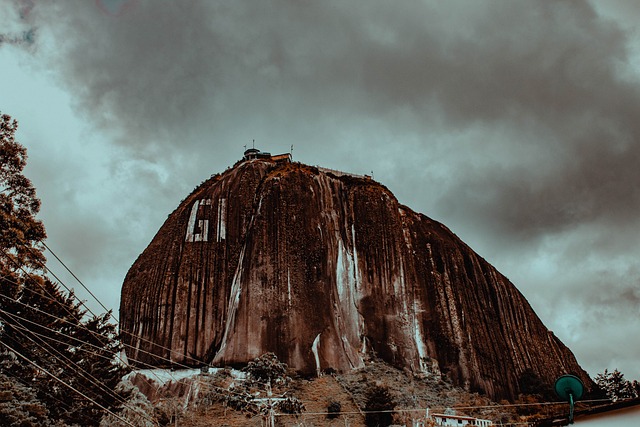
[0,112,129,425]
[594,369,637,402]
[0,371,52,427]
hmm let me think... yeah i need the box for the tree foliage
[242,352,290,386]
[364,384,395,427]
[0,113,46,274]
[99,380,157,427]
[275,395,305,414]
[0,112,129,426]
[327,400,342,419]
[595,369,639,402]
[0,371,52,427]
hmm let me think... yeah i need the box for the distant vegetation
[595,368,640,402]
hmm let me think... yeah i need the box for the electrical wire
[0,367,80,413]
[0,275,182,402]
[0,340,136,427]
[5,245,600,412]
[15,241,205,367]
[0,297,147,408]
[0,288,180,393]
[0,286,187,375]
[2,283,610,425]
[0,308,160,426]
[4,209,220,371]
[0,255,192,379]
[42,241,110,314]
[1,309,132,408]
[2,249,89,325]
[0,305,166,406]
[0,307,118,365]
[0,297,177,393]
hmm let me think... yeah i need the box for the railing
[316,166,370,180]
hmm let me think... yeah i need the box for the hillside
[125,358,580,426]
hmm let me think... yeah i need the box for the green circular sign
[555,375,585,401]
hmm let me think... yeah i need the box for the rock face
[120,157,592,400]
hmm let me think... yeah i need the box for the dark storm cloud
[10,0,640,375]
[26,0,639,290]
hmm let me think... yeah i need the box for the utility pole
[267,379,275,427]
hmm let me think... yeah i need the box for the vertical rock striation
[120,159,592,400]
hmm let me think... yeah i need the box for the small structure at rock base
[430,412,492,426]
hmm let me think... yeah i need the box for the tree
[0,371,52,427]
[242,352,290,386]
[0,112,130,425]
[327,400,341,419]
[0,113,46,275]
[594,369,637,402]
[99,380,157,427]
[364,384,395,427]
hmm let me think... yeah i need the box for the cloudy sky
[2,0,639,380]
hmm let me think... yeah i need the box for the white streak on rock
[412,300,428,372]
[312,333,321,376]
[215,244,245,358]
[287,268,292,308]
[217,198,226,242]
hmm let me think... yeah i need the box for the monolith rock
[120,150,592,400]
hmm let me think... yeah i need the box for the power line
[2,249,89,324]
[3,202,206,369]
[0,307,117,364]
[1,251,151,421]
[0,295,170,390]
[0,304,165,407]
[0,306,161,426]
[25,240,205,367]
[4,273,281,397]
[2,286,607,422]
[0,340,136,427]
[0,368,79,413]
[0,287,183,390]
[3,285,187,370]
[42,241,110,314]
[0,270,186,392]
[0,298,138,404]
[2,247,177,371]
[1,309,132,410]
